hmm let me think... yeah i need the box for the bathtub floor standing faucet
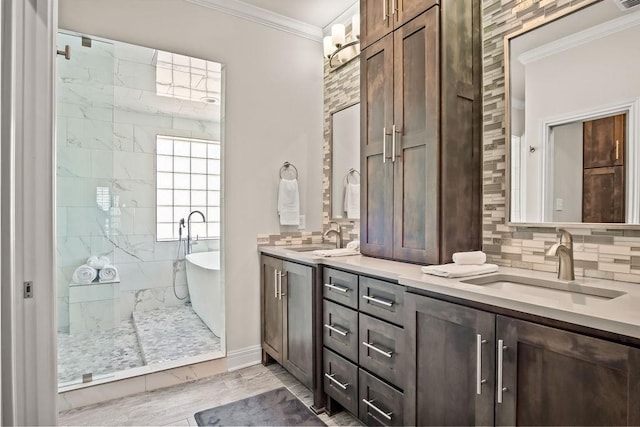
[187,210,206,254]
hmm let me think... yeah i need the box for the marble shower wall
[56,33,220,332]
[482,0,640,283]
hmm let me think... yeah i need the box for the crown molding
[322,1,359,36]
[184,0,323,42]
[518,10,640,65]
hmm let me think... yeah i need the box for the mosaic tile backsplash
[322,54,360,243]
[482,0,640,283]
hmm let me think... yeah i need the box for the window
[156,136,221,241]
[155,50,221,104]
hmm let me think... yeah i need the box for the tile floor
[58,363,362,426]
[58,305,221,386]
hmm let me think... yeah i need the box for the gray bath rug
[194,387,326,426]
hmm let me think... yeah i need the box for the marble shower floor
[58,305,221,385]
[58,363,362,426]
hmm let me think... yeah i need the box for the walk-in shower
[55,31,225,388]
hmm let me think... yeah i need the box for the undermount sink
[461,274,626,306]
[284,246,332,252]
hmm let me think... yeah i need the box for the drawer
[359,277,404,326]
[359,314,405,389]
[323,300,358,363]
[359,369,404,427]
[323,267,358,309]
[323,348,358,416]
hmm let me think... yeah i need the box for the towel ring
[345,168,360,185]
[279,161,298,179]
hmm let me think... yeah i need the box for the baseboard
[226,345,262,372]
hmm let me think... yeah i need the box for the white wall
[58,0,324,352]
[552,122,583,222]
[522,25,640,221]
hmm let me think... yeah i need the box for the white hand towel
[278,178,300,225]
[98,264,119,282]
[72,265,98,284]
[421,263,498,278]
[346,240,360,251]
[452,251,487,265]
[343,183,360,219]
[312,248,360,257]
[87,256,108,270]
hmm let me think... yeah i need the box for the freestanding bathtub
[185,251,223,337]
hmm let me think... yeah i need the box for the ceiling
[238,0,358,28]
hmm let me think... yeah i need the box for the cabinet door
[583,113,625,168]
[404,293,495,426]
[361,0,392,49]
[392,9,439,264]
[282,261,314,388]
[393,0,438,29]
[583,166,625,223]
[361,34,394,260]
[261,256,283,363]
[496,316,640,426]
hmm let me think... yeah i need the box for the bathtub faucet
[187,210,206,254]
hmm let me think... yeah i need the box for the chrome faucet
[324,221,343,249]
[187,210,206,254]
[546,228,575,281]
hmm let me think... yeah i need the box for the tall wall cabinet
[360,0,481,264]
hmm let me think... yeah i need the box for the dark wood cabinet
[360,0,439,49]
[261,255,283,363]
[404,293,495,426]
[582,113,626,223]
[260,256,314,389]
[360,1,481,265]
[583,166,625,223]
[497,316,640,426]
[404,292,640,426]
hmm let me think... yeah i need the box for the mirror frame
[329,101,360,222]
[503,0,640,229]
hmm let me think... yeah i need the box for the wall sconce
[323,14,360,70]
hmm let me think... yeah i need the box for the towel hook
[345,168,360,185]
[279,161,298,179]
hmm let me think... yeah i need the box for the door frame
[1,0,58,424]
[540,98,640,223]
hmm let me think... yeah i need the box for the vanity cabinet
[360,0,481,264]
[322,267,406,426]
[260,255,314,389]
[404,292,640,426]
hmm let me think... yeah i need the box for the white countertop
[259,245,640,341]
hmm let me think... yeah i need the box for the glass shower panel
[56,32,120,387]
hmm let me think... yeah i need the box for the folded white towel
[277,178,300,226]
[312,248,360,257]
[452,251,487,265]
[421,263,498,278]
[344,183,360,219]
[72,265,98,284]
[87,255,110,270]
[98,264,119,282]
[346,240,360,251]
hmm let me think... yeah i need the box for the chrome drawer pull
[324,283,349,293]
[497,339,508,403]
[476,334,487,395]
[362,399,392,421]
[362,341,393,358]
[324,373,349,390]
[362,294,394,307]
[324,323,349,337]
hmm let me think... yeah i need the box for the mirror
[507,0,640,225]
[331,103,360,220]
